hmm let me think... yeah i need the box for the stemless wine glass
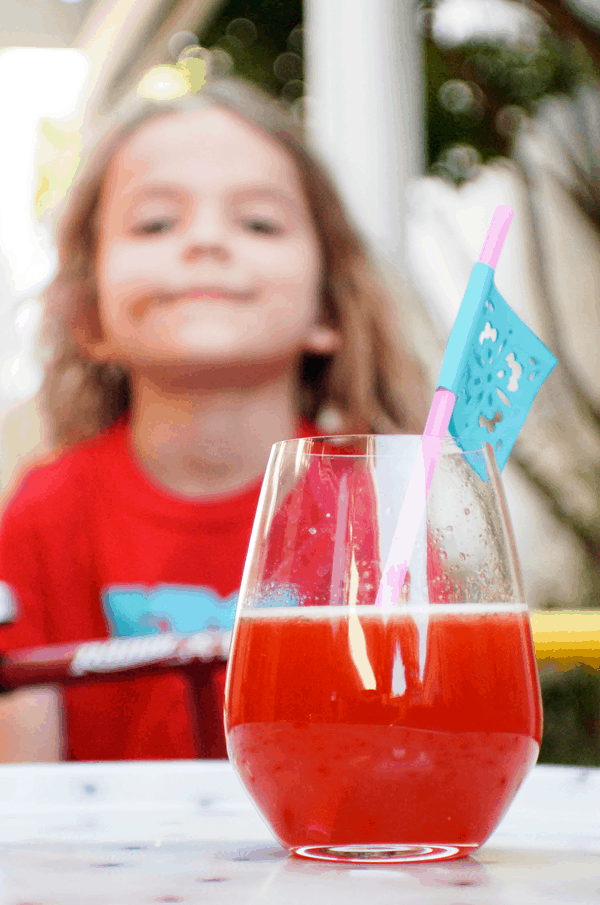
[224,435,542,864]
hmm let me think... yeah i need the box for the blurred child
[0,77,426,761]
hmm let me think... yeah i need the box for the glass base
[293,843,478,863]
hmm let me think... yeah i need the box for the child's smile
[94,107,325,380]
[128,285,256,322]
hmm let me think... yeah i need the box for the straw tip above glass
[479,205,514,269]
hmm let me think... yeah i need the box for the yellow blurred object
[176,57,207,93]
[137,65,190,100]
[531,611,600,670]
[35,121,82,219]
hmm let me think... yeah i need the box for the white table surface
[0,761,597,904]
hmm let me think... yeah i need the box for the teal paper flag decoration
[438,262,557,477]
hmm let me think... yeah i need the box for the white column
[304,0,423,270]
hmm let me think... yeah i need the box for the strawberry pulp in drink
[225,604,541,856]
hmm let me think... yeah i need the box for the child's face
[95,107,325,382]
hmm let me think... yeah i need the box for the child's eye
[243,218,283,236]
[133,219,176,236]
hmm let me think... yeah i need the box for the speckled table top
[0,761,598,904]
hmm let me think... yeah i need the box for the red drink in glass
[226,603,541,861]
[224,435,542,863]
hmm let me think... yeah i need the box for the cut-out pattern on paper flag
[449,281,557,476]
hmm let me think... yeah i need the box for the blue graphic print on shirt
[102,584,238,637]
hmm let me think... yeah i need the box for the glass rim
[272,434,493,459]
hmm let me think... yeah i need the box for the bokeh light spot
[137,66,189,101]
[287,25,303,52]
[280,79,304,104]
[176,58,208,94]
[209,48,233,77]
[273,51,303,82]
[169,31,199,60]
[226,18,257,46]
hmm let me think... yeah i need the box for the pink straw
[479,205,513,268]
[375,206,513,607]
[374,390,454,608]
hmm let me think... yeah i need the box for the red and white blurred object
[0,630,230,691]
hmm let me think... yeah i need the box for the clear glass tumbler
[225,435,542,864]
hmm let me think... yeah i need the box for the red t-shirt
[0,417,317,761]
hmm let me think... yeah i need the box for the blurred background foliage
[195,0,596,180]
[424,28,581,180]
[540,665,600,765]
[199,0,303,102]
